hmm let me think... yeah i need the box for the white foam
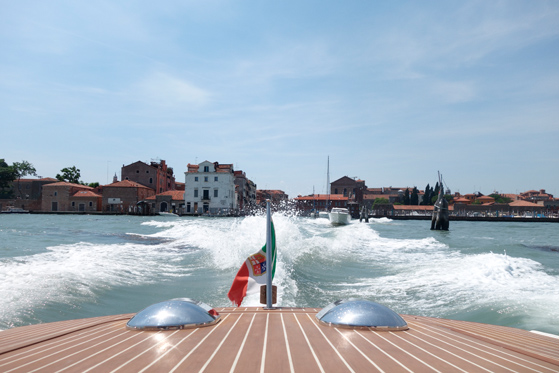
[2,215,558,334]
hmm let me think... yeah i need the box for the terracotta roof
[509,200,541,207]
[145,190,185,200]
[43,182,93,189]
[105,180,152,189]
[259,190,286,195]
[72,190,101,198]
[477,196,495,202]
[16,178,57,182]
[393,205,455,211]
[187,164,199,172]
[216,164,233,173]
[294,194,348,201]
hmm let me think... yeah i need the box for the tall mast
[326,156,330,210]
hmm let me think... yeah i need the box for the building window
[72,201,75,207]
[89,201,93,207]
[214,189,218,198]
[214,177,218,181]
[204,166,209,172]
[195,176,198,181]
[204,176,208,182]
[149,178,153,184]
[54,191,57,196]
[146,170,150,173]
[194,189,198,198]
[136,170,140,173]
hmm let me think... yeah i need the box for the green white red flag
[227,220,276,307]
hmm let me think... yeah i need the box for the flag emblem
[248,253,266,276]
[227,220,276,307]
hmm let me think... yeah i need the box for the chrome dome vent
[316,299,408,331]
[127,298,220,331]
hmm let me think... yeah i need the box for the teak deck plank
[0,308,558,372]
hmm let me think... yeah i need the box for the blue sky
[2,1,558,198]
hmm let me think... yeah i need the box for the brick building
[257,190,289,208]
[293,194,348,215]
[41,182,95,212]
[102,180,155,213]
[1,177,57,212]
[234,170,257,213]
[121,160,175,194]
[145,190,185,214]
[330,177,366,200]
[70,190,102,212]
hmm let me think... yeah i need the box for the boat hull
[328,209,351,225]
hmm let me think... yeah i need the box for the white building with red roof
[184,161,237,215]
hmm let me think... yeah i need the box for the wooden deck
[0,307,558,372]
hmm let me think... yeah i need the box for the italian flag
[227,220,276,307]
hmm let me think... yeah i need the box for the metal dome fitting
[316,299,408,331]
[126,298,220,331]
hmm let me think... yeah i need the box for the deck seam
[409,321,554,372]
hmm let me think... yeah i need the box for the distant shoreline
[373,215,559,223]
[2,211,555,223]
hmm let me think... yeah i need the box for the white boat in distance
[328,207,351,225]
[158,211,179,217]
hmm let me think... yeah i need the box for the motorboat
[328,207,351,225]
[2,203,558,371]
[1,206,29,213]
[158,211,179,217]
[1,299,558,371]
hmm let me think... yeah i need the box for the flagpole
[266,200,273,309]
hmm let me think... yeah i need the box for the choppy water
[1,214,558,335]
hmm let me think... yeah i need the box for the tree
[372,197,389,210]
[433,182,440,199]
[56,166,81,184]
[0,159,16,198]
[421,184,431,205]
[489,194,512,204]
[12,161,37,198]
[403,188,410,205]
[411,187,419,205]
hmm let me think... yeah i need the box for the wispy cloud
[132,72,211,108]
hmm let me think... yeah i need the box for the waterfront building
[41,182,96,212]
[121,160,175,193]
[184,161,237,215]
[293,194,348,215]
[70,190,102,212]
[1,177,57,212]
[256,190,288,208]
[520,189,554,202]
[102,180,155,213]
[145,190,185,214]
[234,170,257,214]
[330,176,366,200]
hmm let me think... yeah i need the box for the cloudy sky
[2,1,558,197]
